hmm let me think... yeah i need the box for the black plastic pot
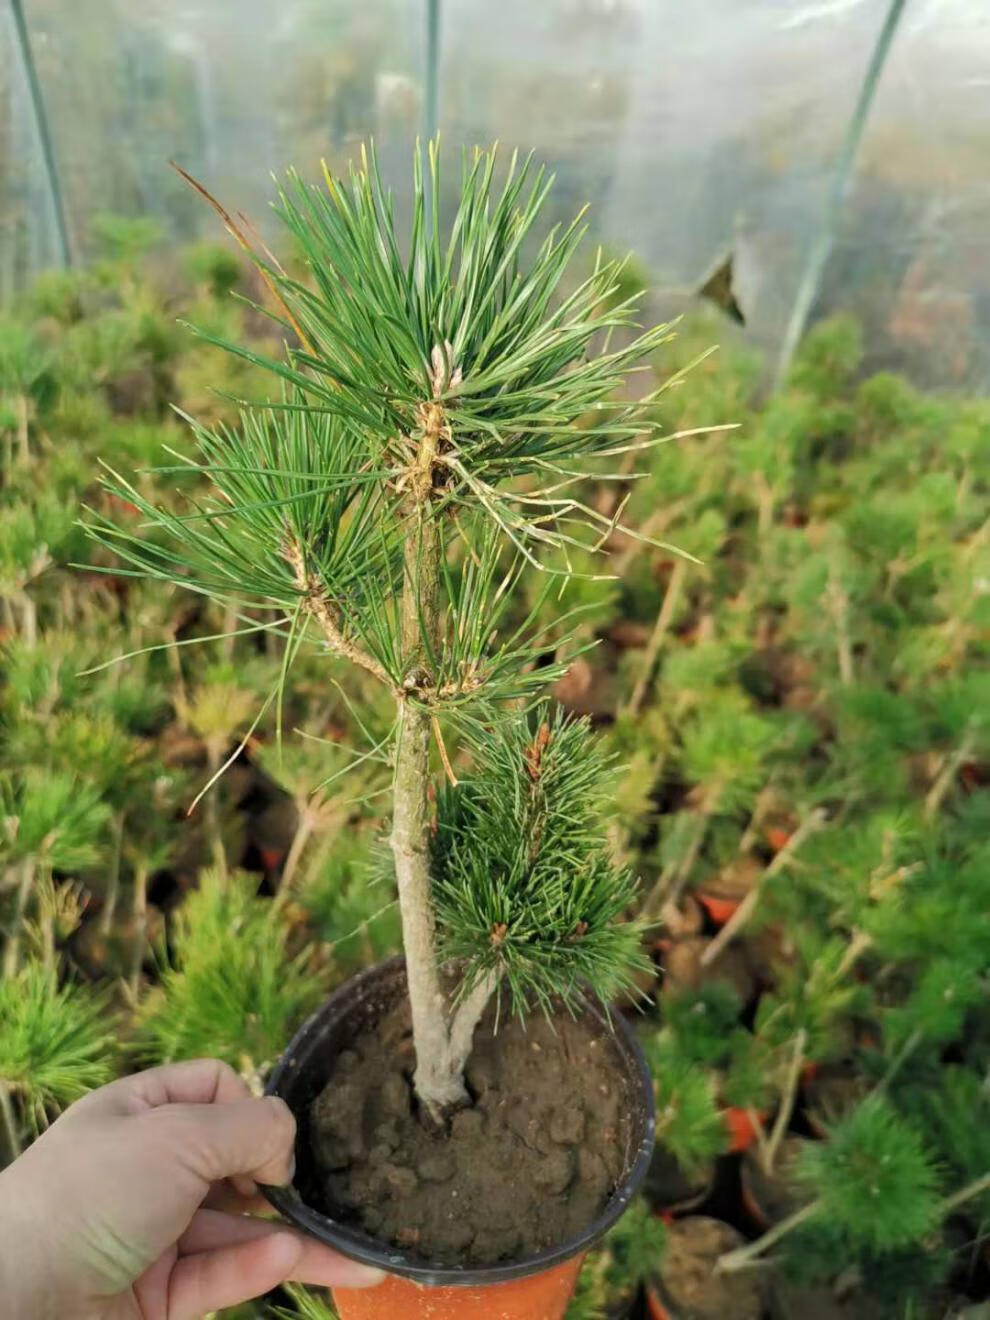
[261,955,656,1290]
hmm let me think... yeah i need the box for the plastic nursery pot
[262,956,656,1320]
[695,857,762,929]
[722,1105,770,1155]
[644,1143,714,1217]
[740,1136,813,1231]
[644,1217,765,1320]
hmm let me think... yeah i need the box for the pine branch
[763,1028,807,1173]
[923,726,976,822]
[282,536,393,689]
[716,1200,821,1274]
[700,809,826,966]
[624,557,687,717]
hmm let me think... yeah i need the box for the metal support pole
[9,0,71,267]
[773,0,908,390]
[424,0,441,145]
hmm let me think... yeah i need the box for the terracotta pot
[695,857,762,929]
[695,891,739,926]
[333,1255,584,1320]
[722,1106,769,1154]
[261,956,656,1319]
[646,1284,671,1319]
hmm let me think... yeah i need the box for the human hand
[0,1058,382,1319]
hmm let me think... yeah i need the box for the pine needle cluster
[139,869,328,1076]
[431,706,644,1013]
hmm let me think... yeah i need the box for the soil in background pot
[308,993,635,1266]
[741,1136,813,1228]
[645,1143,714,1215]
[647,1217,764,1319]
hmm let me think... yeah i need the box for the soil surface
[654,1217,764,1319]
[742,1136,812,1226]
[308,995,634,1265]
[661,936,756,1005]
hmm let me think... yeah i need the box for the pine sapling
[92,143,687,1123]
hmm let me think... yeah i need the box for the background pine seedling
[138,869,329,1084]
[0,961,117,1153]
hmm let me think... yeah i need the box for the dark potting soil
[308,996,634,1265]
[655,1217,763,1320]
[742,1136,812,1226]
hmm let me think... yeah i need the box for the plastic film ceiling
[3,0,990,388]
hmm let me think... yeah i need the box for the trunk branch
[924,728,975,823]
[825,570,854,686]
[99,812,125,935]
[701,809,826,966]
[942,1171,990,1217]
[0,1081,21,1161]
[15,394,29,464]
[130,863,149,995]
[284,539,393,689]
[389,395,470,1123]
[716,1199,821,1274]
[625,558,687,717]
[764,1028,806,1173]
[3,858,36,977]
[448,970,500,1080]
[278,808,315,899]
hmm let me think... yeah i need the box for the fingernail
[265,1094,294,1122]
[337,1263,387,1289]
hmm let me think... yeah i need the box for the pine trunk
[390,469,469,1122]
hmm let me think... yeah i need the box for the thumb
[168,1230,303,1320]
[155,1095,297,1187]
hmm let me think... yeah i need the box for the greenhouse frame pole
[425,0,441,145]
[9,0,71,267]
[773,0,907,390]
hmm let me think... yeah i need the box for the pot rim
[261,954,657,1287]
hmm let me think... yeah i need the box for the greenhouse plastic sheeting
[3,0,990,389]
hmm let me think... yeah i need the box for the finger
[168,1230,383,1319]
[231,1172,260,1200]
[201,1182,272,1215]
[128,1060,254,1111]
[75,1060,253,1119]
[149,1095,296,1186]
[182,1211,386,1289]
[177,1211,385,1287]
[168,1231,302,1320]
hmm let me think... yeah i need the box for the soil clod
[309,995,634,1264]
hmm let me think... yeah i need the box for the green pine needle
[0,961,118,1130]
[432,705,645,1013]
[138,869,328,1076]
[799,1097,941,1252]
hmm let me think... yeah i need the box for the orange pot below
[646,1283,671,1319]
[723,1106,767,1154]
[695,892,740,927]
[332,1254,584,1320]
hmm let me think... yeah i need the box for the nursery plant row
[0,158,988,1319]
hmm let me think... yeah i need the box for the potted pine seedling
[642,1024,728,1216]
[0,957,118,1164]
[90,143,694,1318]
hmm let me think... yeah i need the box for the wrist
[0,1160,60,1318]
